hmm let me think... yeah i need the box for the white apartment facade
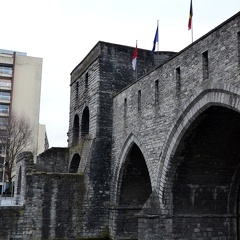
[0,49,47,161]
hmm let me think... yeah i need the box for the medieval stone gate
[1,10,240,240]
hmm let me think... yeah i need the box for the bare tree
[0,112,33,193]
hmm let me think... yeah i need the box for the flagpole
[157,20,159,52]
[190,0,193,43]
[191,20,193,43]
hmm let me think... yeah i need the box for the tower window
[155,79,159,104]
[81,107,90,138]
[124,98,127,117]
[72,115,79,145]
[138,90,141,111]
[202,51,209,80]
[176,67,181,92]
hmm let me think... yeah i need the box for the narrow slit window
[176,67,181,92]
[124,98,127,117]
[138,90,141,111]
[202,51,209,80]
[155,80,159,104]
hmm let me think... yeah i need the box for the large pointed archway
[115,143,152,239]
[169,106,240,238]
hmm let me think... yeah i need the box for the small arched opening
[72,114,79,145]
[81,107,89,138]
[69,154,81,173]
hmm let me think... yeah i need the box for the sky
[0,0,239,147]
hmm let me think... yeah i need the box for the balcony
[0,96,10,104]
[0,109,9,117]
[0,67,12,78]
[0,81,11,91]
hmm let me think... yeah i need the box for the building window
[0,79,11,89]
[85,72,89,89]
[0,104,9,114]
[0,65,12,75]
[124,98,127,117]
[138,90,141,111]
[176,67,181,92]
[0,117,8,126]
[155,80,159,104]
[202,50,209,80]
[0,91,10,101]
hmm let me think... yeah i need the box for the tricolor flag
[132,42,138,71]
[188,0,193,30]
[152,25,159,53]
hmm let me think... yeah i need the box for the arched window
[72,114,79,145]
[69,154,81,173]
[81,107,89,138]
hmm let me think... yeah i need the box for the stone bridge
[1,10,240,240]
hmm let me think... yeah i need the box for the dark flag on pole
[188,0,193,30]
[151,24,159,53]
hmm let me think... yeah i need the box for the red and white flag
[132,42,138,70]
[188,0,193,30]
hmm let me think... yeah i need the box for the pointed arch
[157,87,240,213]
[117,143,152,205]
[111,133,153,203]
[112,137,152,239]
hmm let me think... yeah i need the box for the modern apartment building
[0,49,47,161]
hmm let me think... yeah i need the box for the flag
[188,0,193,30]
[132,42,138,70]
[151,25,159,53]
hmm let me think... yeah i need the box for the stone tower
[67,41,176,237]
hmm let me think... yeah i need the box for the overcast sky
[0,0,239,147]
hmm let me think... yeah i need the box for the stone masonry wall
[112,11,240,239]
[37,147,69,173]
[23,172,85,240]
[0,206,24,239]
[0,151,86,240]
